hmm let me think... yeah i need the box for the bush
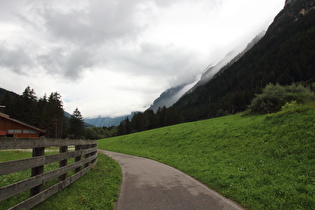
[249,83,315,114]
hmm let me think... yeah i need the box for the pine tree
[20,86,37,124]
[22,86,37,101]
[47,92,64,138]
[69,108,84,139]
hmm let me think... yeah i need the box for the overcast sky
[0,0,284,118]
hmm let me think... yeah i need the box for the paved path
[99,150,244,210]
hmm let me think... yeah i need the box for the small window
[8,130,22,133]
[23,130,37,134]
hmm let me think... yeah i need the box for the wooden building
[0,112,45,138]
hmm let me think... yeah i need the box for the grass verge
[98,106,315,209]
[0,151,122,210]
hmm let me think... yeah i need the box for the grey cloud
[0,0,25,21]
[0,0,43,29]
[40,0,149,45]
[1,0,147,80]
[26,0,156,80]
[107,42,202,86]
[0,0,225,83]
[0,47,34,74]
[0,0,150,81]
[152,0,222,8]
[63,49,94,78]
[38,47,94,80]
[151,0,183,7]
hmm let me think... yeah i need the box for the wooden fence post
[75,145,81,173]
[91,143,97,164]
[30,147,45,196]
[84,144,91,168]
[59,146,68,181]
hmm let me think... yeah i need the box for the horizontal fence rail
[0,138,97,210]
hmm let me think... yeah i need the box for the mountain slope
[149,32,265,112]
[173,0,315,121]
[188,31,265,94]
[148,84,189,112]
[0,87,19,99]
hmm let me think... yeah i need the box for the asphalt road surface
[99,150,244,210]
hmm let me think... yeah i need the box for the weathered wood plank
[0,156,44,176]
[0,147,97,176]
[0,138,97,150]
[0,154,97,201]
[0,174,42,202]
[43,154,97,182]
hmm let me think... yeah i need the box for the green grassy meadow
[98,105,315,209]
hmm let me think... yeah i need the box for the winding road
[99,150,244,210]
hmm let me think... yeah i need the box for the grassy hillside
[99,104,315,209]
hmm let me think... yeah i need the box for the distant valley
[84,113,135,127]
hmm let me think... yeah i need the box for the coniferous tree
[124,117,131,134]
[69,108,84,139]
[22,86,37,101]
[47,92,65,138]
[20,86,37,123]
[37,94,49,129]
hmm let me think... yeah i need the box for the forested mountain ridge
[148,84,189,112]
[173,0,315,121]
[186,31,266,94]
[0,87,19,100]
[149,32,265,112]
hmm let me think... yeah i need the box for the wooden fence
[0,138,97,210]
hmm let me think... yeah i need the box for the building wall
[0,116,40,138]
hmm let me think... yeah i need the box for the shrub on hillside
[248,83,315,114]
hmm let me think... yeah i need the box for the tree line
[1,86,183,139]
[0,86,86,139]
[0,86,183,138]
[116,107,183,136]
[1,82,314,140]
